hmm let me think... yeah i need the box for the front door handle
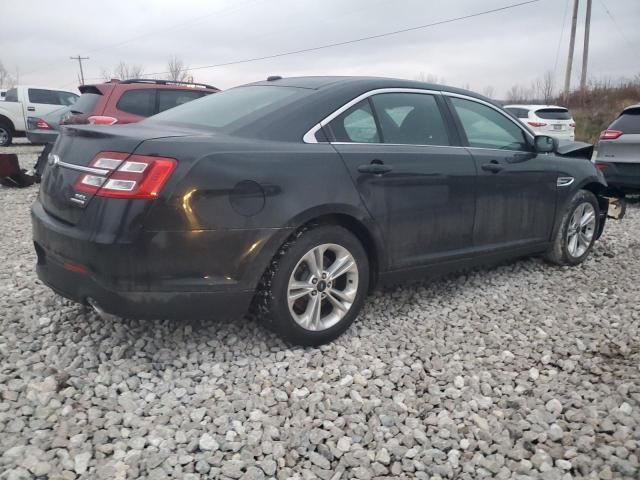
[27,106,35,112]
[481,161,503,173]
[358,161,392,175]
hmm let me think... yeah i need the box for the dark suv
[62,79,219,126]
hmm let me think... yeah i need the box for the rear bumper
[31,199,287,321]
[595,161,640,192]
[26,130,58,145]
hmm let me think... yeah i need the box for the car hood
[556,140,594,160]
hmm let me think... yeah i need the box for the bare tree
[414,72,443,84]
[482,85,495,98]
[167,56,188,82]
[0,61,15,89]
[540,71,555,104]
[506,84,533,103]
[101,61,144,81]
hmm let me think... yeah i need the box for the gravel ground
[1,141,639,479]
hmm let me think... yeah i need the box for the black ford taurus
[32,76,611,345]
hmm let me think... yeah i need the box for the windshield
[146,85,308,130]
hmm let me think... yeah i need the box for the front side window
[327,100,379,143]
[451,97,530,151]
[4,88,17,102]
[370,93,449,145]
[116,89,156,117]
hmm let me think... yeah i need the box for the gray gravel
[1,141,639,479]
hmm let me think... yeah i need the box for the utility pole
[580,0,592,91]
[70,55,89,85]
[564,0,580,101]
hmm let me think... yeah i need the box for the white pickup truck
[0,85,78,146]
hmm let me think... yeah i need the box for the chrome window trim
[303,88,441,144]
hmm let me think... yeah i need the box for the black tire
[255,224,370,346]
[0,122,13,147]
[545,189,600,266]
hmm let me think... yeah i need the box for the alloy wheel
[567,202,596,258]
[287,243,359,331]
[0,128,8,145]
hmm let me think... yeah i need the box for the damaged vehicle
[32,76,621,345]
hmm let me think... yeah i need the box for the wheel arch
[0,114,15,131]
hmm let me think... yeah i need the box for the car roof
[505,104,569,110]
[622,103,640,112]
[247,75,492,101]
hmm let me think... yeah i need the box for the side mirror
[534,135,558,153]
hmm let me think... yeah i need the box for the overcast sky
[1,0,638,97]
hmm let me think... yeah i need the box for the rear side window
[370,93,449,145]
[535,108,571,120]
[327,100,379,143]
[610,109,640,134]
[116,89,156,117]
[71,93,102,114]
[157,90,208,114]
[505,107,529,118]
[4,88,17,102]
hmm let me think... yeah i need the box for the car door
[26,88,77,117]
[446,95,557,249]
[325,90,477,270]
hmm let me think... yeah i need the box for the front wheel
[0,123,13,147]
[255,225,369,346]
[545,190,600,266]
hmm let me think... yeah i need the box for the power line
[553,0,570,82]
[20,0,263,79]
[141,0,541,77]
[597,0,635,57]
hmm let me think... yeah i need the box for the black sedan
[32,76,610,345]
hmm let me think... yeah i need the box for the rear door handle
[481,161,503,173]
[358,162,392,175]
[27,106,35,112]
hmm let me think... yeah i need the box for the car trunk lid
[39,123,192,225]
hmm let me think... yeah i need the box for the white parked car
[0,85,79,146]
[504,104,575,141]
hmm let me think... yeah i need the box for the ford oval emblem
[48,154,60,167]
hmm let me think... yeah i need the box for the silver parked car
[595,104,640,193]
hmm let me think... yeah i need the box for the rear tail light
[600,129,623,140]
[527,121,547,127]
[73,152,177,199]
[595,163,609,171]
[569,122,576,128]
[88,116,118,125]
[36,119,53,129]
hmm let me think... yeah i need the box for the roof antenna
[267,75,282,81]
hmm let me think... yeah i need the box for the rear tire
[255,225,369,346]
[545,190,600,266]
[0,122,13,147]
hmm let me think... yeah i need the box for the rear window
[116,89,156,117]
[70,93,102,114]
[535,108,571,120]
[147,85,306,129]
[610,109,640,134]
[505,107,529,118]
[157,89,209,114]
